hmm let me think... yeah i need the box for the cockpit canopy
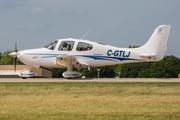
[44,40,93,51]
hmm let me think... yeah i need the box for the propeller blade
[15,42,17,52]
[14,57,17,72]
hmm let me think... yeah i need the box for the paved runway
[0,78,180,82]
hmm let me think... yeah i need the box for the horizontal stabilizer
[139,54,156,61]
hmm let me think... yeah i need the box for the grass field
[0,82,180,120]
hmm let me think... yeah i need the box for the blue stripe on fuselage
[75,55,142,61]
[23,53,142,61]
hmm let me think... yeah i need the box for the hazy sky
[0,0,180,57]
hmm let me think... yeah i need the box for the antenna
[81,31,90,40]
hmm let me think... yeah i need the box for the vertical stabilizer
[139,25,171,61]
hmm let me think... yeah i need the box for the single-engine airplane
[9,25,171,79]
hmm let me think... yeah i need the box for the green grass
[0,82,180,120]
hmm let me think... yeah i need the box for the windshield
[44,41,58,50]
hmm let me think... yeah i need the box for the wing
[56,55,87,70]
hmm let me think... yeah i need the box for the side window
[58,41,74,51]
[76,42,93,51]
[44,41,58,50]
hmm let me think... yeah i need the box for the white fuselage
[17,38,143,68]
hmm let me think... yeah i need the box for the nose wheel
[18,66,37,78]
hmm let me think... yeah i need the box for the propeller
[9,42,19,72]
[14,42,17,72]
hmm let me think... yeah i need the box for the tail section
[138,25,171,61]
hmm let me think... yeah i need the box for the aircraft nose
[9,52,18,58]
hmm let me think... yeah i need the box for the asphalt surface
[0,78,180,82]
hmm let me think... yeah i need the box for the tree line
[115,55,180,78]
[1,49,180,78]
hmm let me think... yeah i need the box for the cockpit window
[76,42,93,51]
[44,41,58,50]
[58,41,75,51]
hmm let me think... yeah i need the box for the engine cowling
[62,71,82,78]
